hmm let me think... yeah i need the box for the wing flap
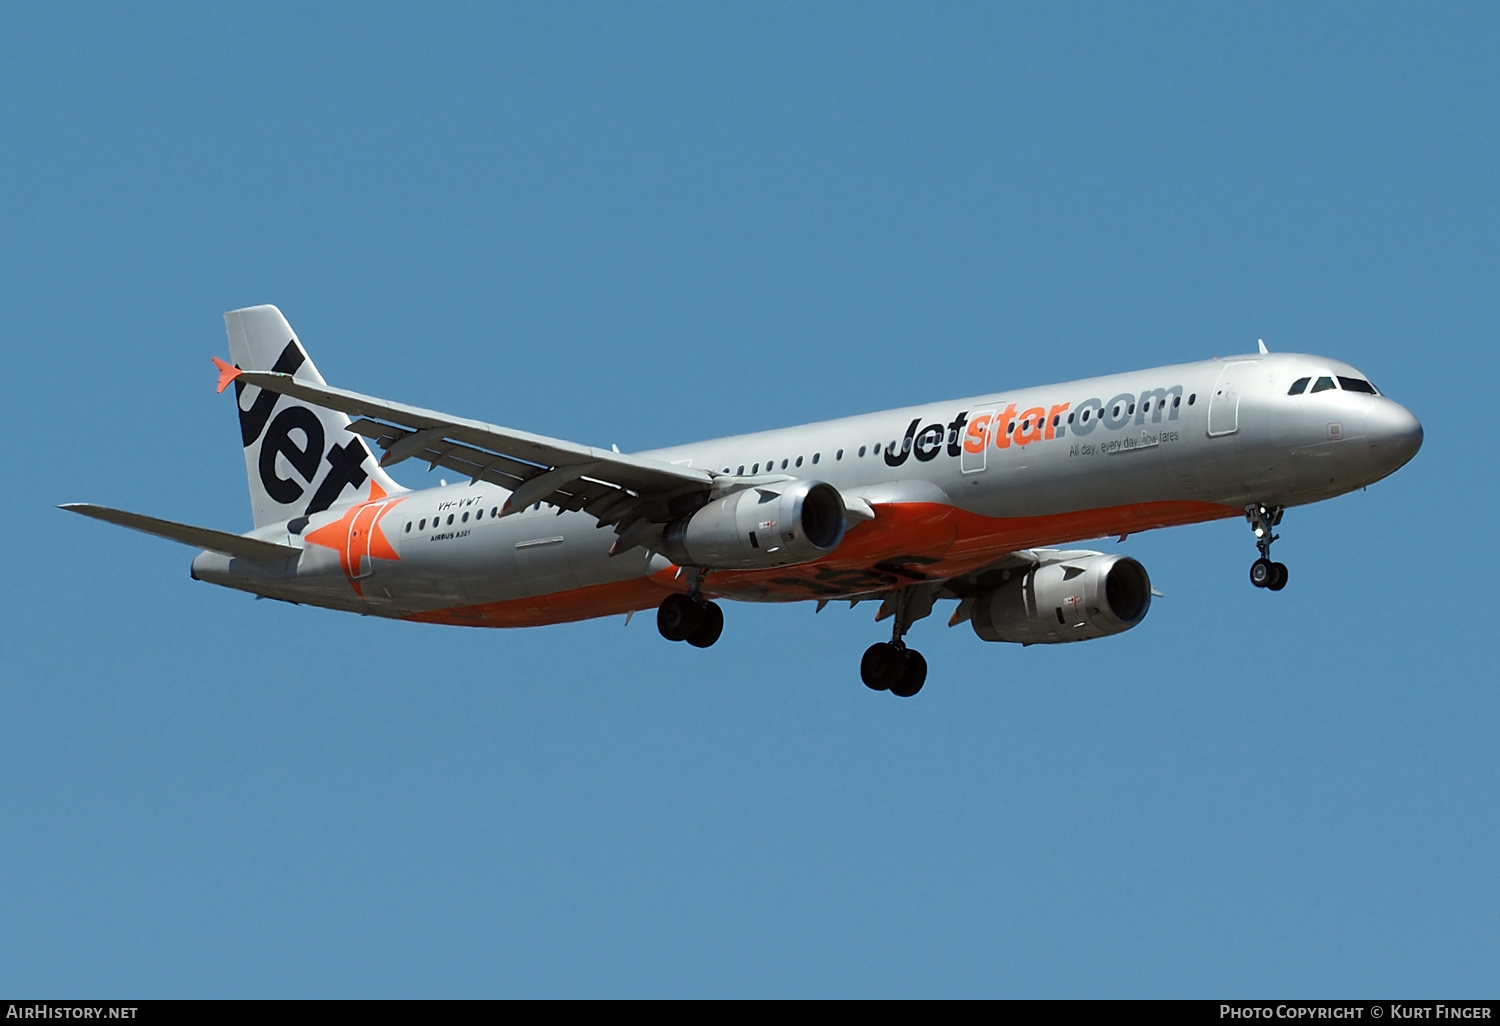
[60,504,300,562]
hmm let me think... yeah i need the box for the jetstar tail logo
[223,340,379,517]
[305,480,407,596]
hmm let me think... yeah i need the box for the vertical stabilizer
[224,305,404,528]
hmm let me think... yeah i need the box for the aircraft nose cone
[1364,400,1423,471]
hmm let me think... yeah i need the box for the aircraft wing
[852,549,1110,627]
[231,370,714,528]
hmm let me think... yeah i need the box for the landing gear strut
[860,587,929,697]
[657,570,724,648]
[1245,503,1289,591]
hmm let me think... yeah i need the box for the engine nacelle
[661,480,847,570]
[970,554,1151,645]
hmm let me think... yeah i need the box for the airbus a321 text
[65,306,1423,697]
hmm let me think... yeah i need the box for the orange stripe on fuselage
[406,575,683,628]
[404,498,1240,629]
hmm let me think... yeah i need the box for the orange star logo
[305,480,407,595]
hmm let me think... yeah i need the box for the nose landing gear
[1245,503,1289,591]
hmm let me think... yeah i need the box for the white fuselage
[191,351,1422,627]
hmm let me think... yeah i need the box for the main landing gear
[861,643,926,698]
[1245,503,1289,592]
[860,588,929,698]
[656,571,724,648]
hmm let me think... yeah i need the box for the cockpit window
[1338,376,1378,395]
[1288,377,1310,395]
[1310,376,1337,393]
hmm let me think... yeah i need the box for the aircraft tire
[890,649,927,698]
[1267,562,1289,591]
[861,642,903,691]
[686,601,724,648]
[1250,558,1275,588]
[657,594,703,642]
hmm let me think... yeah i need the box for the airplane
[63,305,1423,697]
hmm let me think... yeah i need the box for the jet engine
[970,554,1151,645]
[661,480,847,570]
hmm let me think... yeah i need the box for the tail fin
[224,305,404,528]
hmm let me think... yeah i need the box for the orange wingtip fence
[211,356,242,394]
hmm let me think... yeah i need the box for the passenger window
[1311,376,1336,393]
[491,507,498,517]
[1188,394,1196,405]
[858,446,866,457]
[419,518,426,529]
[737,465,745,474]
[405,522,411,533]
[1288,377,1310,395]
[1338,376,1378,395]
[1067,413,1074,424]
[1173,395,1181,407]
[1128,403,1135,415]
[446,514,454,525]
[795,456,803,467]
[812,453,820,464]
[462,511,469,522]
[836,449,844,460]
[781,459,788,469]
[475,509,483,520]
[752,463,759,474]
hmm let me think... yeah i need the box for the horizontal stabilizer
[59,504,300,563]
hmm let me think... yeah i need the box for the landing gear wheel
[860,643,927,696]
[861,642,904,691]
[686,601,724,648]
[1267,562,1289,591]
[889,649,927,698]
[657,593,704,642]
[1250,558,1275,588]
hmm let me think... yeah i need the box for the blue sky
[1,3,1496,997]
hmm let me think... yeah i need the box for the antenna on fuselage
[1257,338,1269,354]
